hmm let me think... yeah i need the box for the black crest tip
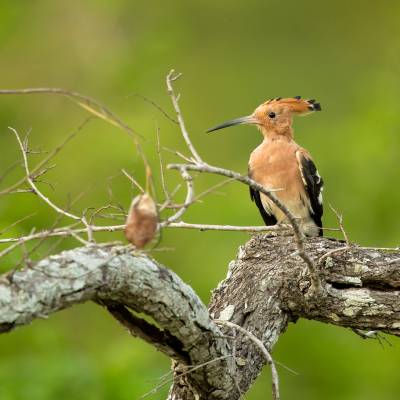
[312,102,321,111]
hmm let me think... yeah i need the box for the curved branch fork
[0,246,236,397]
[169,235,400,399]
[0,238,399,400]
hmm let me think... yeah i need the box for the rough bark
[1,236,399,400]
[0,245,235,397]
[169,235,400,399]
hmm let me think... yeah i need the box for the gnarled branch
[1,237,399,399]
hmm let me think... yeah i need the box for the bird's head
[207,97,321,138]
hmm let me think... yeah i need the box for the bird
[207,97,323,237]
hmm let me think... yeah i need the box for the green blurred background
[0,1,399,399]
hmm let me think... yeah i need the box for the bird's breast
[249,140,309,220]
[249,141,300,186]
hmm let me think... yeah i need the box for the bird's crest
[265,96,321,114]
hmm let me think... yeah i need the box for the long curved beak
[206,115,258,133]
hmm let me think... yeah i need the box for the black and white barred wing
[297,152,324,235]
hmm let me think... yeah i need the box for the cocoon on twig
[124,194,158,248]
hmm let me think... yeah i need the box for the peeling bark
[0,236,399,400]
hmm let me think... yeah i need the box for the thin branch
[166,70,204,164]
[0,118,92,196]
[163,167,194,225]
[329,204,350,245]
[0,213,36,236]
[351,328,392,347]
[318,246,351,265]
[131,93,178,124]
[10,127,82,221]
[0,222,289,250]
[318,205,352,265]
[156,124,171,203]
[158,178,236,211]
[0,161,19,185]
[161,221,289,233]
[140,355,232,400]
[121,169,145,194]
[0,223,123,244]
[192,177,235,203]
[215,319,280,400]
[161,145,193,163]
[0,88,142,139]
[0,87,152,184]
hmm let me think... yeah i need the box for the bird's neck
[260,126,294,142]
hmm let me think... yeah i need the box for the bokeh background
[0,1,399,399]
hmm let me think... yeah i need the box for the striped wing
[298,153,324,236]
[249,187,278,226]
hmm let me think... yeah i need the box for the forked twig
[0,117,92,196]
[166,70,204,164]
[10,127,81,222]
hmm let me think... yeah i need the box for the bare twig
[318,246,351,265]
[0,118,91,196]
[351,328,392,348]
[0,161,19,184]
[161,145,193,163]
[0,213,36,236]
[158,178,236,210]
[156,124,171,203]
[318,205,352,265]
[0,223,123,244]
[10,127,82,221]
[215,319,280,400]
[0,221,291,260]
[139,355,232,399]
[161,221,289,233]
[88,204,126,225]
[166,70,204,164]
[131,93,178,124]
[329,204,350,245]
[121,169,145,194]
[0,88,141,139]
[192,177,235,203]
[163,167,194,225]
[0,87,152,186]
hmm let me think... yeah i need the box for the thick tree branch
[0,245,236,398]
[169,235,400,399]
[1,237,399,399]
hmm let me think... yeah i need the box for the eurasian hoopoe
[207,97,323,237]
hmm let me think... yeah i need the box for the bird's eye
[268,112,276,119]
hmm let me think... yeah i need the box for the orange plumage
[208,96,323,236]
